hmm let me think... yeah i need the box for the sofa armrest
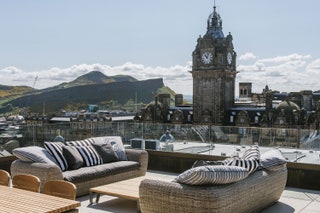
[125,149,148,174]
[139,179,220,212]
[11,160,64,191]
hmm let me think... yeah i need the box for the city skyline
[1,0,319,96]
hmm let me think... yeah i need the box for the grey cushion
[63,161,139,182]
[175,165,249,185]
[12,146,57,165]
[260,149,287,171]
[92,136,127,161]
[62,145,84,170]
[91,141,119,163]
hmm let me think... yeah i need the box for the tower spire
[207,0,223,39]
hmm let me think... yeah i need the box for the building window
[230,116,234,123]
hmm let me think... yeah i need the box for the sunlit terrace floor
[76,170,320,213]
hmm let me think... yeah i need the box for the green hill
[5,78,164,114]
[0,85,33,99]
[0,71,171,115]
[50,71,137,90]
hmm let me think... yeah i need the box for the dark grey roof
[206,6,224,39]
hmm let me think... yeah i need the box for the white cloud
[258,54,311,64]
[0,66,35,86]
[238,62,266,72]
[306,58,320,74]
[0,62,193,95]
[0,54,319,96]
[239,52,257,60]
[237,53,318,93]
[0,66,23,75]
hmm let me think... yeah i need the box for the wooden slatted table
[0,185,80,213]
[89,176,145,211]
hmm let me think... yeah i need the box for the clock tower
[192,5,237,124]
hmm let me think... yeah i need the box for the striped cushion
[192,158,233,168]
[192,160,226,168]
[44,142,68,171]
[12,146,57,165]
[227,158,260,174]
[242,143,260,160]
[65,138,94,146]
[260,149,287,171]
[175,165,249,185]
[66,139,103,167]
[74,146,103,167]
[92,136,127,161]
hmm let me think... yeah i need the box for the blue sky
[1,0,320,96]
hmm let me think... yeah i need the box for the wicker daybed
[140,145,288,213]
[139,167,287,213]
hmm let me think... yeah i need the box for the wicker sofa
[140,145,288,213]
[139,167,287,213]
[11,136,148,196]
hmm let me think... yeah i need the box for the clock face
[227,52,232,65]
[201,52,213,64]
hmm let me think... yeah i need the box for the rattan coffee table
[89,176,145,211]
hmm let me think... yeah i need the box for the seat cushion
[63,161,139,182]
